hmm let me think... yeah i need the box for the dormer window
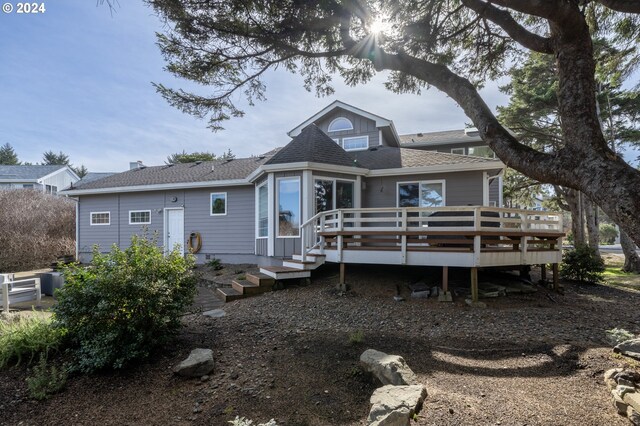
[328,117,353,132]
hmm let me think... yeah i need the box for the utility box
[39,272,65,296]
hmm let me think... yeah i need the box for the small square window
[91,212,110,225]
[342,136,368,151]
[129,210,151,224]
[451,148,465,155]
[210,192,227,215]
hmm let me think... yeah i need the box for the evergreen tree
[0,143,20,165]
[42,151,71,166]
[166,150,217,164]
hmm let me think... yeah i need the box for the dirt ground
[1,262,639,426]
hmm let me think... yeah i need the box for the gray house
[63,101,564,304]
[0,164,80,194]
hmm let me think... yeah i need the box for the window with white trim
[328,117,353,132]
[451,148,465,155]
[468,146,496,158]
[90,212,110,225]
[398,181,445,208]
[45,184,58,194]
[314,178,354,213]
[210,192,227,215]
[277,177,300,237]
[129,210,151,224]
[257,184,268,238]
[342,135,368,151]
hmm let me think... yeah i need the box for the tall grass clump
[0,314,67,368]
[0,190,75,272]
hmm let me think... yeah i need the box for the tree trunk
[583,196,600,256]
[563,188,585,246]
[620,230,640,273]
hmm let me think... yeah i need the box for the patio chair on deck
[0,274,42,313]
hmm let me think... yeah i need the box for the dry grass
[0,190,75,272]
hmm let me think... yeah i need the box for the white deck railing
[299,206,563,266]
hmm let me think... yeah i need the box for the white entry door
[165,208,184,255]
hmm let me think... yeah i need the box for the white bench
[0,274,42,313]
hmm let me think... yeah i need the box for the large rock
[360,349,418,386]
[367,384,427,426]
[173,348,214,377]
[614,338,640,360]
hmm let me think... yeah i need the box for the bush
[0,313,66,368]
[599,223,618,245]
[53,235,197,372]
[605,328,636,346]
[560,244,605,283]
[0,190,75,272]
[206,258,224,270]
[26,353,68,400]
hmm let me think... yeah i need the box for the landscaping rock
[624,392,640,413]
[203,309,226,318]
[611,389,629,415]
[628,406,640,426]
[173,348,214,377]
[360,349,418,386]
[367,384,427,426]
[605,368,623,390]
[614,338,640,360]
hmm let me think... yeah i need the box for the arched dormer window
[328,117,353,132]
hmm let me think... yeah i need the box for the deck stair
[216,272,275,302]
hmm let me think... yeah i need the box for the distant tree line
[0,143,88,178]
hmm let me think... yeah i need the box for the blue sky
[0,2,636,172]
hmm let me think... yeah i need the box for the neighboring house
[0,165,80,194]
[62,101,563,298]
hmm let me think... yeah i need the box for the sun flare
[369,17,391,35]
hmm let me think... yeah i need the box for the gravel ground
[2,263,639,425]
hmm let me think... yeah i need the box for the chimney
[129,160,144,170]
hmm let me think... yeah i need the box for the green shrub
[207,258,224,270]
[349,330,364,344]
[53,235,197,372]
[0,314,66,368]
[605,328,636,346]
[599,223,618,245]
[26,353,68,400]
[560,244,605,283]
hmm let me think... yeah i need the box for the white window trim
[210,192,228,216]
[327,117,354,133]
[255,182,268,239]
[313,176,356,213]
[332,138,340,145]
[451,148,465,155]
[276,176,301,239]
[90,211,111,226]
[129,210,151,225]
[395,180,447,208]
[342,135,369,152]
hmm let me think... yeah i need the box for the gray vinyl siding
[315,109,381,148]
[77,186,256,263]
[255,238,268,256]
[362,171,485,208]
[489,177,500,206]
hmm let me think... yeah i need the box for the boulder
[367,384,427,426]
[203,309,226,318]
[628,406,640,426]
[624,392,640,413]
[173,348,214,377]
[614,338,640,361]
[360,349,418,386]
[611,389,629,415]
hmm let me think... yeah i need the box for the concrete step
[260,266,311,280]
[232,279,271,296]
[246,272,275,286]
[216,287,243,303]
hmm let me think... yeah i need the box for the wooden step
[246,272,275,286]
[232,279,271,296]
[216,287,243,303]
[282,259,320,270]
[260,266,311,280]
[292,253,326,261]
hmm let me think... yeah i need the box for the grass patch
[0,313,66,368]
[603,266,640,291]
[349,330,365,345]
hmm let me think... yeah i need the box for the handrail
[299,206,563,263]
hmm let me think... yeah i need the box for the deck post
[552,263,560,292]
[540,264,547,286]
[338,263,347,292]
[439,266,452,302]
[470,267,478,302]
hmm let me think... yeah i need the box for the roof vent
[417,133,424,137]
[368,146,378,151]
[224,158,233,163]
[211,165,215,172]
[465,127,480,136]
[195,161,203,165]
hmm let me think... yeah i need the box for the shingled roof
[399,129,482,146]
[266,124,363,168]
[70,156,271,191]
[0,165,68,181]
[349,146,500,170]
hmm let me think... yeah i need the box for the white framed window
[328,117,353,132]
[210,192,227,216]
[277,177,300,237]
[314,177,355,213]
[129,210,151,225]
[90,211,110,226]
[451,148,465,155]
[468,146,496,158]
[256,183,268,238]
[342,135,368,151]
[397,180,446,208]
[45,184,58,194]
